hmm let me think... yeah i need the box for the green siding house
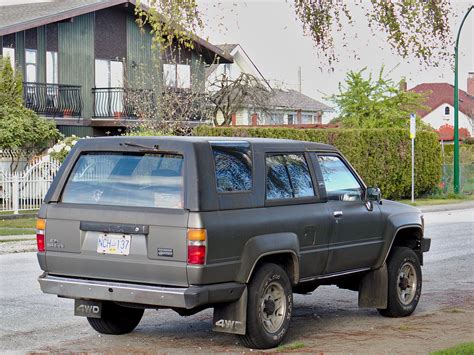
[0,0,232,136]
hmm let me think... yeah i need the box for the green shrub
[194,126,442,199]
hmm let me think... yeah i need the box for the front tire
[87,301,144,335]
[239,263,293,349]
[378,247,422,317]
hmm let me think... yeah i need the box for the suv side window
[266,154,314,200]
[211,142,253,193]
[318,155,362,201]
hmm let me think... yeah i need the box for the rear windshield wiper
[120,141,179,155]
[120,142,160,150]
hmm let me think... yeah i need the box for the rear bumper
[38,273,245,309]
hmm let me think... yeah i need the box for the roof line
[0,0,128,36]
[0,0,233,63]
[238,45,272,90]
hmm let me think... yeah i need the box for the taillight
[187,228,206,265]
[36,218,46,252]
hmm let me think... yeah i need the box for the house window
[287,114,294,125]
[46,51,58,84]
[95,59,123,87]
[163,63,191,89]
[301,113,314,124]
[444,106,450,115]
[25,49,37,82]
[2,47,15,68]
[265,112,284,125]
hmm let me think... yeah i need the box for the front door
[315,154,384,274]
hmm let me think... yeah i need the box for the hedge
[194,126,442,199]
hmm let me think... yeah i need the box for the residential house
[206,43,333,126]
[409,73,474,139]
[0,0,232,137]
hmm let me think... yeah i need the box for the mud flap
[212,286,247,335]
[358,264,388,309]
[74,299,102,318]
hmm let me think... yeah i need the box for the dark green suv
[36,136,430,349]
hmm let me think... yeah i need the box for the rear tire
[378,247,422,317]
[87,301,144,335]
[239,263,293,349]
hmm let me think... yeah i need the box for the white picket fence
[0,158,61,214]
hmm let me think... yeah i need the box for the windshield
[61,152,184,209]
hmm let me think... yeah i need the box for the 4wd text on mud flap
[215,319,243,331]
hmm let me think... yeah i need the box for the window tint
[266,155,292,199]
[286,154,314,198]
[211,142,252,192]
[318,155,362,201]
[62,153,184,209]
[266,154,314,200]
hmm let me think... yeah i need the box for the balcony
[92,87,147,119]
[23,82,82,117]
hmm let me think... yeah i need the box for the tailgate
[43,204,189,286]
[40,150,190,286]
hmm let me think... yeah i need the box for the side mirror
[366,187,382,204]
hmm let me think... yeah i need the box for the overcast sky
[197,0,474,105]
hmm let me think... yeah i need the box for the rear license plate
[97,233,131,255]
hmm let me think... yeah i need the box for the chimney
[400,79,407,91]
[468,72,474,96]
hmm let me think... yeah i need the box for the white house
[410,74,474,139]
[206,44,334,126]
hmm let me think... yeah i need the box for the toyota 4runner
[36,136,430,349]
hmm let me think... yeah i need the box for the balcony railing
[92,87,148,119]
[23,82,82,117]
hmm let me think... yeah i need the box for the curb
[0,213,38,220]
[0,234,35,242]
[419,201,474,213]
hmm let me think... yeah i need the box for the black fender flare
[376,211,423,267]
[236,232,300,284]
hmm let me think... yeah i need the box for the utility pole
[454,5,473,194]
[298,66,302,93]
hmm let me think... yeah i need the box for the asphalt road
[0,207,473,352]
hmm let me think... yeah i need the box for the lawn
[0,218,36,236]
[398,194,474,206]
[431,342,474,355]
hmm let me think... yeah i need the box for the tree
[136,1,453,67]
[209,73,271,126]
[124,54,214,136]
[0,57,60,171]
[328,67,429,129]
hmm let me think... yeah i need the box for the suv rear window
[61,153,184,209]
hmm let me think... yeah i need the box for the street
[1,207,473,353]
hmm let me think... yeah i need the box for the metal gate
[0,158,60,214]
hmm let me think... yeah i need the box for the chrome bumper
[38,273,245,309]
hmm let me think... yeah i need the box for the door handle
[333,210,343,218]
